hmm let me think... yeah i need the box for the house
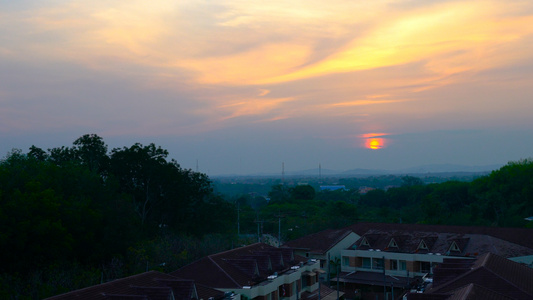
[330,223,533,299]
[46,270,225,300]
[282,228,359,281]
[407,252,533,300]
[347,223,533,265]
[170,243,338,300]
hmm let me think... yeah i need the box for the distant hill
[292,163,503,177]
[394,163,503,174]
[214,163,503,178]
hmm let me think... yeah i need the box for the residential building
[407,252,533,300]
[282,228,359,281]
[46,270,225,300]
[170,243,338,300]
[330,223,533,299]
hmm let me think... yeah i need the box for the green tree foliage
[0,134,236,298]
[289,185,316,200]
[256,159,533,242]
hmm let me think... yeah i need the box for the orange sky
[1,0,533,174]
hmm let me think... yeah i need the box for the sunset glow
[2,1,533,174]
[361,133,389,150]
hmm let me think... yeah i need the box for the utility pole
[275,210,285,247]
[237,202,240,236]
[254,212,264,243]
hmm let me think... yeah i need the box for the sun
[360,133,389,149]
[369,139,381,149]
[367,138,383,150]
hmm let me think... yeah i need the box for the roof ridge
[482,256,533,295]
[46,271,170,299]
[208,255,241,288]
[210,243,266,258]
[482,266,533,296]
[430,265,480,294]
[478,252,491,267]
[324,229,353,253]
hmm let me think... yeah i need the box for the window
[450,242,460,252]
[373,258,384,270]
[362,258,371,269]
[399,260,407,271]
[420,261,431,273]
[342,256,350,266]
[361,237,370,246]
[390,260,398,270]
[388,239,398,248]
[418,240,428,250]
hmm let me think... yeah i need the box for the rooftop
[170,243,308,289]
[425,253,533,300]
[348,223,533,250]
[46,271,223,300]
[282,228,354,254]
[350,229,533,258]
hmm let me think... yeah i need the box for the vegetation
[1,134,532,298]
[227,161,533,242]
[0,135,235,299]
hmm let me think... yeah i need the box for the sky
[1,0,533,175]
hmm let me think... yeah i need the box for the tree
[109,143,170,226]
[28,145,48,161]
[268,184,289,202]
[289,185,316,200]
[401,175,424,187]
[72,134,109,174]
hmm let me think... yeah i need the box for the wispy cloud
[330,99,410,107]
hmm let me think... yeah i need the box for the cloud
[330,99,411,107]
[2,0,533,160]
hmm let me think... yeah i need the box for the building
[282,228,359,281]
[46,270,225,300]
[407,252,533,300]
[170,243,338,300]
[325,223,533,300]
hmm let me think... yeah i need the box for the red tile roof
[350,228,533,258]
[348,223,533,250]
[46,271,189,300]
[170,243,302,289]
[408,283,515,300]
[45,271,224,300]
[428,253,533,300]
[282,228,353,254]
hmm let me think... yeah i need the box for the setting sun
[368,138,382,149]
[360,133,389,150]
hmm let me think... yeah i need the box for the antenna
[282,162,285,185]
[196,159,199,172]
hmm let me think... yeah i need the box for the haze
[2,0,533,175]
